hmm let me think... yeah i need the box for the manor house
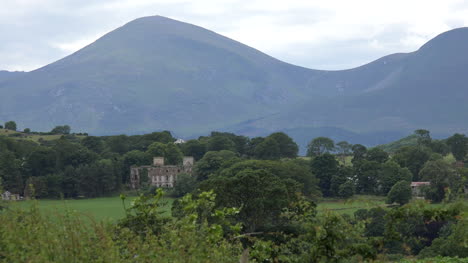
[130,156,194,189]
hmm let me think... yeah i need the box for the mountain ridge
[1,16,467,149]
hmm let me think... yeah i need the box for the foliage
[310,153,339,197]
[0,191,242,263]
[393,146,431,181]
[366,147,389,163]
[338,180,355,198]
[253,136,280,160]
[172,173,197,197]
[50,125,71,134]
[446,133,468,161]
[4,120,17,131]
[307,137,335,157]
[267,132,299,158]
[386,180,412,205]
[378,160,413,195]
[200,168,301,232]
[418,214,468,258]
[419,160,462,202]
[194,150,239,181]
[383,201,465,255]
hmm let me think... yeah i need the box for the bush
[338,180,355,198]
[386,180,412,205]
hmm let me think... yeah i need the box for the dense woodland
[0,122,467,262]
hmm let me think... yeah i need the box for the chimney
[153,157,164,166]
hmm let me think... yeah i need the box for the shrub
[386,180,412,205]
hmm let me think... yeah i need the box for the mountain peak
[418,27,468,53]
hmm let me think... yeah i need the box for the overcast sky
[2,0,468,71]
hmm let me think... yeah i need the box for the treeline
[1,126,467,261]
[0,130,299,198]
[0,126,467,203]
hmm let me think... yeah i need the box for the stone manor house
[130,156,194,189]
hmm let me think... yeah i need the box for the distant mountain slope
[0,70,25,83]
[237,28,468,136]
[0,16,467,148]
[0,16,317,135]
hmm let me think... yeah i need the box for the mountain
[0,16,316,136]
[0,70,25,83]
[234,28,468,137]
[0,16,467,149]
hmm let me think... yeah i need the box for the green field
[0,128,85,142]
[317,195,387,215]
[7,194,442,222]
[9,196,174,222]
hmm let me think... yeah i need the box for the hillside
[0,16,317,136]
[0,16,467,148]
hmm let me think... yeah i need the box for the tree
[146,142,166,157]
[206,136,236,152]
[105,135,129,154]
[336,141,352,164]
[164,143,183,165]
[330,165,353,197]
[81,136,104,153]
[267,132,298,158]
[446,133,467,161]
[50,125,71,134]
[414,129,432,147]
[386,180,412,205]
[194,150,238,181]
[4,121,16,131]
[338,180,355,198]
[253,137,280,160]
[366,148,388,163]
[201,168,301,232]
[307,137,335,156]
[310,153,339,196]
[351,144,367,163]
[419,159,461,202]
[220,159,321,198]
[181,139,206,161]
[173,173,197,197]
[23,128,31,133]
[24,147,56,177]
[393,146,431,181]
[353,160,381,194]
[378,161,412,195]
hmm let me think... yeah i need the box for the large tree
[4,121,16,131]
[393,146,431,181]
[419,159,461,202]
[307,137,335,157]
[253,137,280,160]
[446,133,467,162]
[378,161,412,195]
[310,153,339,196]
[201,168,301,232]
[267,132,299,158]
[414,129,432,147]
[386,180,412,205]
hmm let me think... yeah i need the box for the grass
[317,195,387,215]
[9,195,175,222]
[0,128,85,142]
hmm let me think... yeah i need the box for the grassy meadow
[9,195,174,222]
[0,128,85,142]
[5,194,388,222]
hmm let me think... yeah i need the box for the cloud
[0,0,468,71]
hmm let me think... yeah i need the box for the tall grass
[0,200,241,263]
